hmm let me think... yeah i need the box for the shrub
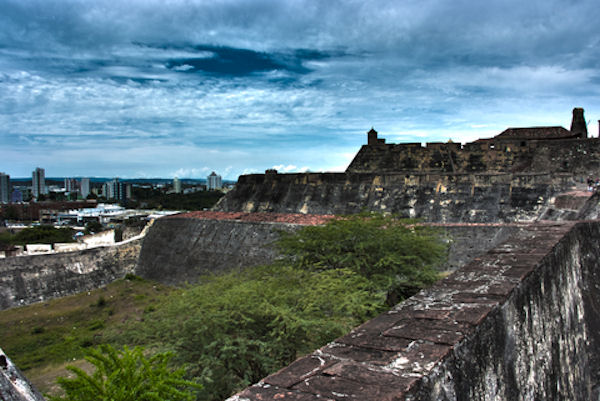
[49,345,201,401]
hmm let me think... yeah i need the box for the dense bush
[0,225,76,246]
[132,188,224,210]
[276,213,446,303]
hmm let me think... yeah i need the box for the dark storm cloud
[163,44,338,76]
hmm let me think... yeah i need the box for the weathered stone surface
[175,211,335,225]
[292,372,413,401]
[215,172,573,222]
[0,348,45,401]
[135,217,300,285]
[231,384,332,401]
[0,240,140,310]
[263,354,337,388]
[576,190,600,220]
[439,224,527,270]
[320,343,400,365]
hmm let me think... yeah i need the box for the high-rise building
[103,178,129,203]
[80,178,90,198]
[32,167,47,199]
[173,177,182,194]
[64,178,78,193]
[125,183,132,201]
[0,172,10,203]
[207,171,222,190]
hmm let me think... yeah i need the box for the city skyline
[1,0,600,180]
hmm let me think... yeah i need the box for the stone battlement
[347,108,597,175]
[214,171,576,221]
[347,137,600,174]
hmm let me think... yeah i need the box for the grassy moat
[1,214,447,400]
[0,276,173,395]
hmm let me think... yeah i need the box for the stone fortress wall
[348,108,597,175]
[0,238,141,310]
[135,212,332,286]
[347,136,600,175]
[214,171,576,221]
[216,108,599,222]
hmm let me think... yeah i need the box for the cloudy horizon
[2,0,600,179]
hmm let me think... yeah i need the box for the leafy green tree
[140,265,382,401]
[276,212,445,302]
[85,220,104,234]
[10,225,75,245]
[49,344,201,401]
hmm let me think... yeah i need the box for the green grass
[0,276,174,394]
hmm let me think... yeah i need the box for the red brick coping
[170,211,336,225]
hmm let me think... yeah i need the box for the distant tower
[173,177,182,194]
[32,167,47,199]
[367,128,378,145]
[570,107,588,138]
[207,172,222,190]
[367,128,385,145]
[0,172,10,203]
[80,178,90,198]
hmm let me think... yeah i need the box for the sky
[1,0,600,180]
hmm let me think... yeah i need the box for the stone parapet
[346,137,600,175]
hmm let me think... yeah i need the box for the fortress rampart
[214,171,575,221]
[135,213,536,287]
[135,213,318,285]
[0,239,141,310]
[348,108,597,175]
[347,137,600,175]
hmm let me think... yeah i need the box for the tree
[10,225,75,245]
[49,344,201,401]
[85,220,104,234]
[276,212,446,302]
